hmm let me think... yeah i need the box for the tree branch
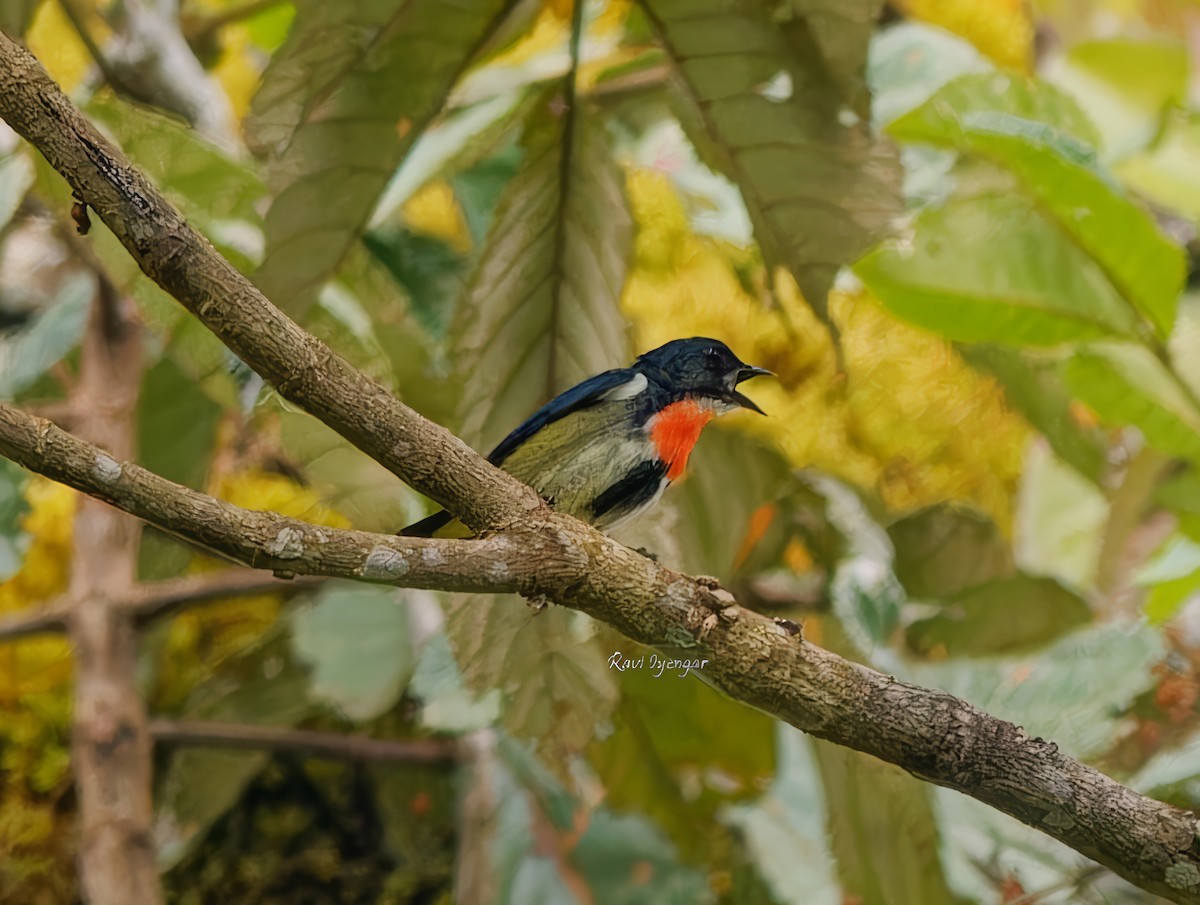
[0,570,323,643]
[148,720,456,764]
[4,32,1200,903]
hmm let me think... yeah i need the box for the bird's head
[635,337,772,414]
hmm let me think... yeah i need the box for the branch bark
[3,30,1200,904]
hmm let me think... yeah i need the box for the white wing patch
[599,372,648,401]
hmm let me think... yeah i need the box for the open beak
[730,365,773,415]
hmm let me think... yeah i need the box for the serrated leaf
[137,356,221,490]
[906,575,1092,657]
[910,623,1163,759]
[1062,343,1200,464]
[0,273,91,399]
[856,194,1140,345]
[889,73,1185,337]
[443,596,618,764]
[812,741,958,905]
[251,0,518,316]
[888,504,1015,599]
[454,89,632,451]
[961,345,1108,483]
[291,583,414,722]
[646,0,902,325]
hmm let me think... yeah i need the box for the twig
[183,0,285,44]
[148,720,457,764]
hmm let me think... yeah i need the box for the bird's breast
[647,399,716,481]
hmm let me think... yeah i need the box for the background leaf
[645,0,902,324]
[856,194,1139,345]
[251,0,518,316]
[290,583,414,722]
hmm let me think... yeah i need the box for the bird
[400,337,772,538]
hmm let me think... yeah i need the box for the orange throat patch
[649,400,715,481]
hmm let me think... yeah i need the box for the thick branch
[4,33,1200,902]
[0,31,541,536]
[148,720,456,764]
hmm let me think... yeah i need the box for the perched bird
[401,337,772,537]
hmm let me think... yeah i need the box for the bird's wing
[487,367,643,466]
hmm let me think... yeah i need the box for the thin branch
[0,605,67,640]
[4,33,1200,903]
[0,570,322,644]
[0,403,560,596]
[148,720,457,764]
[56,0,123,89]
[124,569,326,623]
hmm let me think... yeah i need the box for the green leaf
[960,345,1108,483]
[646,0,902,325]
[1134,534,1200,624]
[1013,442,1108,589]
[856,194,1139,345]
[0,0,39,36]
[867,22,991,127]
[290,583,414,722]
[0,458,29,582]
[1051,38,1188,158]
[910,623,1163,759]
[811,741,958,905]
[888,504,1015,599]
[1155,469,1200,544]
[810,474,904,648]
[250,0,518,316]
[590,664,776,857]
[1062,343,1200,463]
[722,726,839,905]
[443,596,618,764]
[137,356,221,490]
[409,628,500,732]
[571,811,714,905]
[155,654,314,869]
[0,273,91,399]
[1118,111,1200,220]
[890,71,1100,148]
[1132,731,1200,807]
[454,89,632,450]
[906,575,1092,657]
[0,149,33,233]
[889,73,1185,337]
[86,94,264,228]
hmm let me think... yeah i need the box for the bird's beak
[730,365,773,415]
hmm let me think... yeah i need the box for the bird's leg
[521,592,551,614]
[633,546,659,562]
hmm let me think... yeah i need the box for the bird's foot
[522,593,551,614]
[694,574,723,591]
[633,546,659,562]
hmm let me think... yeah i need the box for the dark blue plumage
[401,338,771,537]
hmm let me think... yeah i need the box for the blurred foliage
[3,0,1200,903]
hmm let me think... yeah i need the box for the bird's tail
[398,509,472,538]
